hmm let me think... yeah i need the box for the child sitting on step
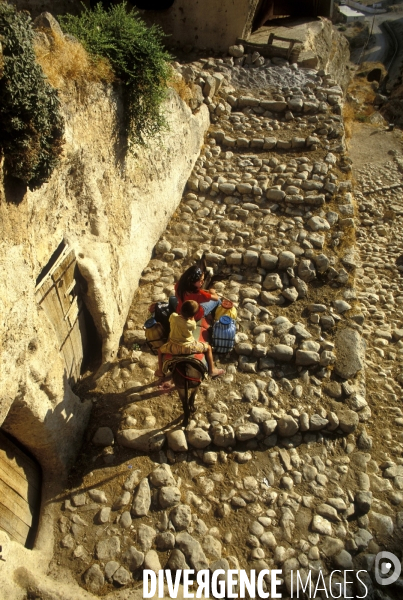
[154,300,224,379]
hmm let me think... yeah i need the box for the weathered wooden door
[35,245,88,384]
[0,431,41,547]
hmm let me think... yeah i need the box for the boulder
[33,12,64,38]
[170,504,192,531]
[334,329,365,379]
[296,350,320,366]
[260,252,278,271]
[268,344,293,362]
[144,550,162,573]
[175,532,209,572]
[229,44,244,58]
[149,464,176,488]
[337,409,359,433]
[187,428,211,449]
[159,486,181,509]
[278,251,295,270]
[123,546,144,571]
[117,429,166,452]
[212,425,235,447]
[277,416,299,437]
[92,426,114,446]
[83,564,104,593]
[131,478,151,517]
[235,423,260,441]
[167,429,188,452]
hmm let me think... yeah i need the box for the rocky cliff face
[299,18,352,91]
[0,81,209,473]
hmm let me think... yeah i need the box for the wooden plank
[0,503,30,545]
[55,260,77,318]
[65,298,85,382]
[64,296,79,324]
[41,285,71,349]
[52,252,76,309]
[34,245,71,293]
[35,277,54,306]
[0,433,40,487]
[0,459,41,512]
[0,479,33,527]
[52,250,75,286]
[0,456,30,500]
[70,317,84,358]
[66,280,76,296]
[60,334,76,381]
[268,33,302,44]
[0,456,40,497]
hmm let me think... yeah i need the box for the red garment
[175,283,212,321]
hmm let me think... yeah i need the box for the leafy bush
[0,2,64,190]
[59,2,172,147]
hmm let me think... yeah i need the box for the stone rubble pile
[54,47,403,600]
[175,45,323,94]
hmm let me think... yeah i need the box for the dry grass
[343,102,355,141]
[344,71,379,142]
[34,30,115,94]
[349,78,376,107]
[168,70,194,105]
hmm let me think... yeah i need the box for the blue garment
[200,298,221,316]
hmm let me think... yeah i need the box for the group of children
[154,265,225,379]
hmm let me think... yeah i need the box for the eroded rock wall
[299,18,351,90]
[0,83,209,473]
[118,0,260,52]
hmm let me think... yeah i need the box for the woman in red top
[175,265,221,321]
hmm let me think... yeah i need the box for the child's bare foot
[210,368,225,378]
[158,381,175,391]
[154,369,164,378]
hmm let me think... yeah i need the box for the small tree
[59,2,172,148]
[0,2,64,190]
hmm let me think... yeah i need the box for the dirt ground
[348,122,403,170]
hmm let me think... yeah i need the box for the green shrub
[0,2,64,190]
[59,2,172,148]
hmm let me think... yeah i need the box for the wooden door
[35,245,88,384]
[0,431,41,547]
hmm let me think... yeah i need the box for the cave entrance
[367,68,382,83]
[35,243,99,384]
[252,0,333,30]
[0,430,41,548]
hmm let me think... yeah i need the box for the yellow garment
[168,312,196,346]
[215,304,238,322]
